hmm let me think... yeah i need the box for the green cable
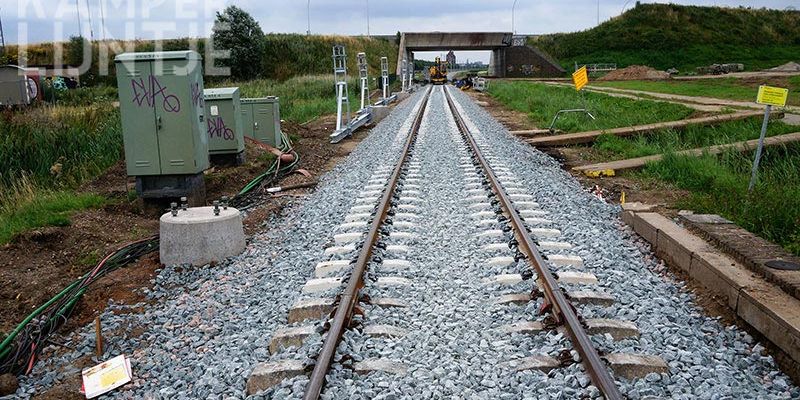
[0,279,83,357]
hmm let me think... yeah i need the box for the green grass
[487,80,695,132]
[0,191,105,244]
[211,74,364,123]
[534,3,800,72]
[0,104,122,190]
[640,143,800,255]
[595,77,800,106]
[593,118,799,161]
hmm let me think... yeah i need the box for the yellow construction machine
[429,56,448,85]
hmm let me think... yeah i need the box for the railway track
[248,85,668,398]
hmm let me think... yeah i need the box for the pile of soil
[598,65,671,81]
[768,62,800,72]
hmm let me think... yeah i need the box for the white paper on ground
[81,354,132,399]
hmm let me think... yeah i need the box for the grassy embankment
[487,80,695,132]
[642,145,800,256]
[594,76,800,107]
[0,98,120,243]
[488,79,800,254]
[533,3,800,72]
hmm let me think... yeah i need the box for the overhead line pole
[99,0,106,40]
[85,0,94,41]
[306,0,310,35]
[76,0,83,37]
[512,0,518,34]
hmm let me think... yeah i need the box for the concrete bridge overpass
[396,32,564,78]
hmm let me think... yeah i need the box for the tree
[211,6,265,80]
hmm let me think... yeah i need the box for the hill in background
[532,3,800,73]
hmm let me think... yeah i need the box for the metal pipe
[303,86,432,400]
[443,86,622,400]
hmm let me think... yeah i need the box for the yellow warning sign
[572,66,589,91]
[756,85,788,107]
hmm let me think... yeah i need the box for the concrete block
[548,254,584,268]
[520,210,549,218]
[315,260,352,278]
[556,271,598,285]
[334,231,363,245]
[159,206,245,266]
[632,212,660,245]
[376,276,411,287]
[392,221,416,230]
[737,283,800,365]
[538,241,573,251]
[369,105,390,124]
[620,202,655,212]
[344,213,371,223]
[371,298,409,308]
[324,244,355,256]
[269,325,315,354]
[302,277,342,293]
[567,290,614,307]
[604,353,668,380]
[500,355,561,372]
[482,274,523,286]
[390,231,416,241]
[354,359,407,375]
[482,243,510,252]
[494,293,531,305]
[498,321,544,334]
[620,210,636,227]
[246,359,305,395]
[386,245,409,255]
[288,298,334,323]
[689,250,748,309]
[487,256,515,267]
[381,259,412,271]
[585,318,639,340]
[515,201,540,208]
[529,228,561,238]
[363,324,407,338]
[509,194,534,201]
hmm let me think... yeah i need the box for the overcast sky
[6,0,799,62]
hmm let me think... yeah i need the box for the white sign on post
[81,354,133,399]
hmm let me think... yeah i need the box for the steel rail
[442,86,623,400]
[303,86,433,400]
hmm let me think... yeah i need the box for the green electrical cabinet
[241,97,282,147]
[114,50,208,176]
[114,50,208,205]
[204,87,245,166]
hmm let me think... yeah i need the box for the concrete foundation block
[159,206,245,266]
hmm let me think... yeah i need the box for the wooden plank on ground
[523,110,780,147]
[573,132,800,176]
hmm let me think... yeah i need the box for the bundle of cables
[230,131,301,210]
[0,131,302,376]
[0,236,158,375]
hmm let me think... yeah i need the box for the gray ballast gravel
[8,85,798,400]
